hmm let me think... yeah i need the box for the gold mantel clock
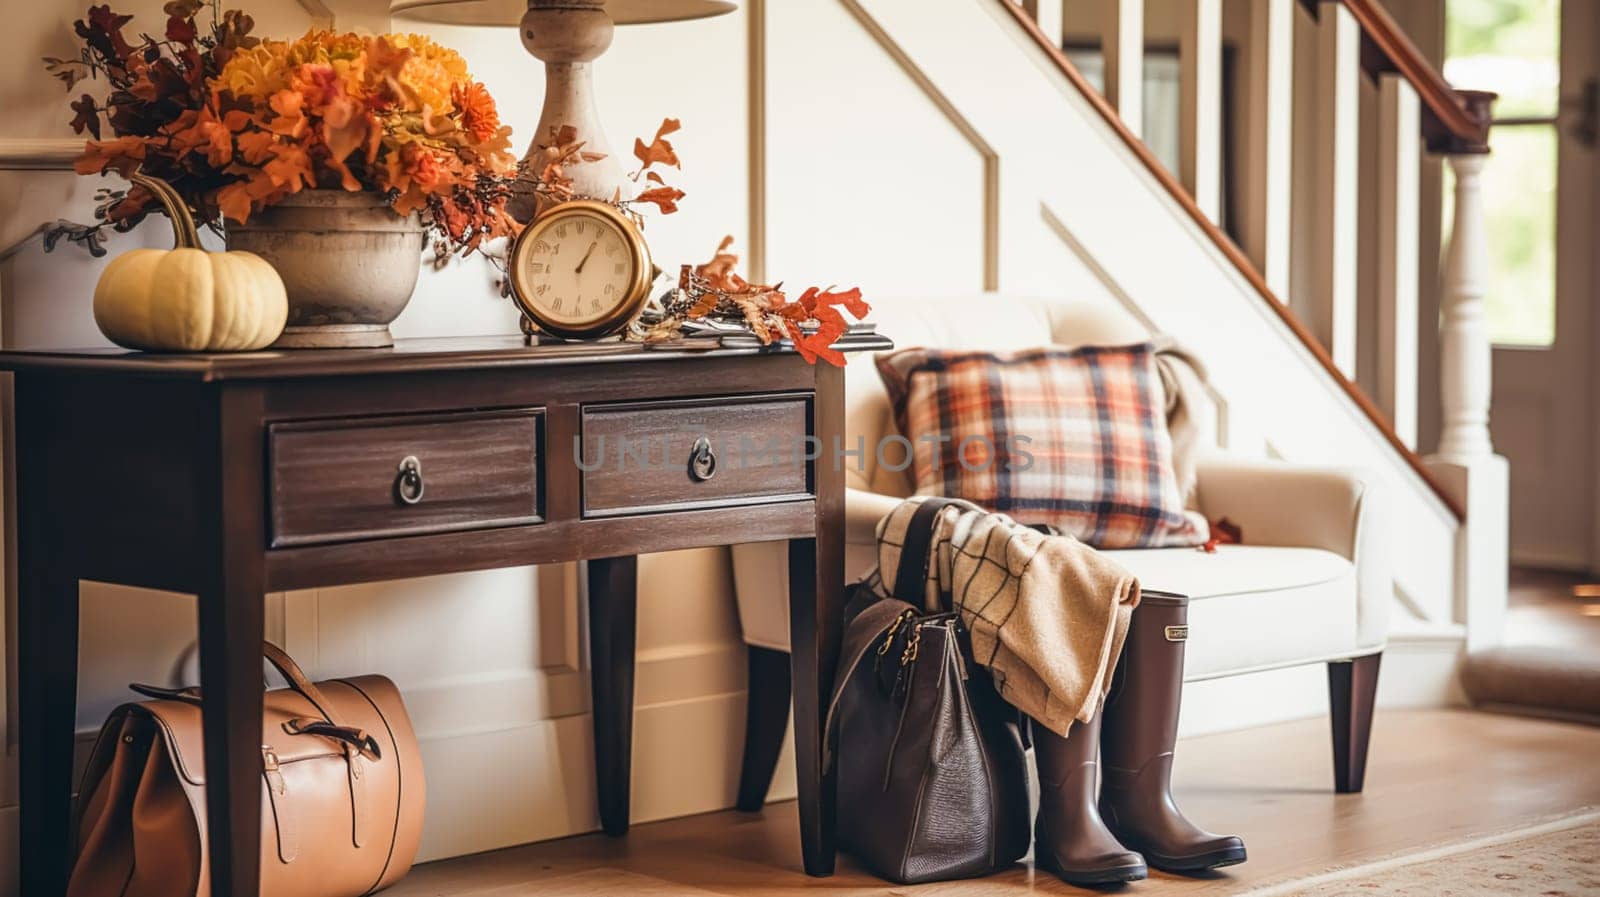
[508,200,655,340]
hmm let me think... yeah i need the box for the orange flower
[404,142,443,192]
[267,89,309,138]
[452,81,501,144]
[235,129,278,165]
[288,63,341,106]
[264,143,315,192]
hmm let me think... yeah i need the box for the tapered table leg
[197,385,267,897]
[17,385,82,897]
[788,536,842,876]
[197,584,266,896]
[735,645,792,811]
[789,362,846,877]
[18,562,79,896]
[589,555,638,836]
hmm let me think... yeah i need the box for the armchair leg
[736,645,792,812]
[1327,653,1382,794]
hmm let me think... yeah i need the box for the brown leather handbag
[824,498,1031,884]
[68,642,425,897]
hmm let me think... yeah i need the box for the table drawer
[580,396,811,516]
[269,409,541,547]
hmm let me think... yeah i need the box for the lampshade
[390,0,737,26]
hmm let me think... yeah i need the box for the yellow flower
[218,42,290,100]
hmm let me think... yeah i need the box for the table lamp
[391,0,736,218]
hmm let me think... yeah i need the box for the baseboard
[1509,546,1596,573]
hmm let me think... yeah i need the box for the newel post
[1423,90,1509,651]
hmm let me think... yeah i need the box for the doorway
[1444,0,1600,573]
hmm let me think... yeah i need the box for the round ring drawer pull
[688,437,717,482]
[395,455,425,505]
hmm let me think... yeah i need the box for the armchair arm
[1194,456,1391,649]
[845,487,903,547]
[730,487,904,652]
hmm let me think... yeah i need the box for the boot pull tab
[1164,625,1188,642]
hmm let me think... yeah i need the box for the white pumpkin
[93,175,287,352]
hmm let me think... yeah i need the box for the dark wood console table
[3,335,887,896]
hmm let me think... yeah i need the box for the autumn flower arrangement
[50,2,868,363]
[48,1,519,257]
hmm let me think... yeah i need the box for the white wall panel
[764,0,986,296]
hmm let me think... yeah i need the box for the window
[1443,0,1561,347]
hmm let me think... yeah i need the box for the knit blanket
[874,496,1141,737]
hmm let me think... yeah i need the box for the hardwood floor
[388,709,1600,895]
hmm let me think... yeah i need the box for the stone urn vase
[227,190,426,349]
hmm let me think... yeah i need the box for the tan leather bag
[68,643,425,897]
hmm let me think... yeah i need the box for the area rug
[1242,811,1600,896]
[1462,646,1600,721]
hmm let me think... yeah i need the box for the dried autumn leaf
[686,288,720,318]
[815,286,870,320]
[165,13,197,44]
[695,235,749,292]
[633,117,681,170]
[73,135,145,176]
[774,285,868,367]
[633,185,685,215]
[69,94,101,139]
[43,57,87,91]
[734,295,773,343]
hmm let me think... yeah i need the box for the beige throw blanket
[875,496,1141,737]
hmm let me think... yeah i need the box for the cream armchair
[728,294,1390,811]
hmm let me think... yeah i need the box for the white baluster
[1179,0,1222,219]
[1423,97,1509,651]
[1241,0,1293,299]
[1376,74,1420,448]
[1102,0,1145,137]
[1308,0,1361,376]
[1436,154,1494,460]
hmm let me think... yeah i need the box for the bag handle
[130,642,380,759]
[821,498,963,770]
[890,498,961,607]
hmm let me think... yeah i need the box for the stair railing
[1003,0,1508,646]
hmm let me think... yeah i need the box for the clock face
[510,201,652,339]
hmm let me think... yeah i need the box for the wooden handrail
[995,0,1466,521]
[1298,0,1493,153]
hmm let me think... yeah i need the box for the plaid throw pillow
[876,343,1208,549]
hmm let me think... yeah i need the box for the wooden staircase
[1000,0,1510,652]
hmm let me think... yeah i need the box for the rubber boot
[1031,712,1147,885]
[1099,591,1248,872]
